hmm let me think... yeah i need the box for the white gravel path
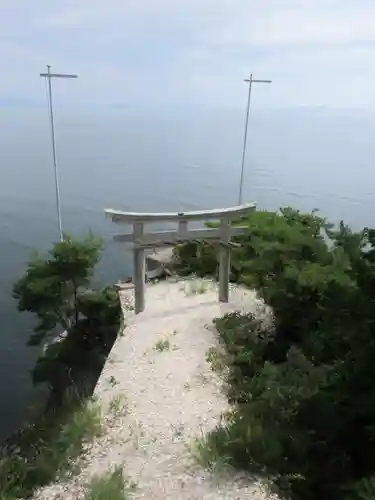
[33,278,274,500]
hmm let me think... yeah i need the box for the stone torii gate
[105,202,256,314]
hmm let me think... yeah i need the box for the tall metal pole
[40,65,78,242]
[238,73,272,205]
[45,65,62,242]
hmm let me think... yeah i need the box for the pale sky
[1,0,375,111]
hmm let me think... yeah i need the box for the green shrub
[214,312,275,403]
[30,286,121,398]
[84,466,135,500]
[5,238,122,498]
[13,234,103,346]
[174,241,218,277]
[0,400,101,499]
[77,286,121,327]
[188,208,375,499]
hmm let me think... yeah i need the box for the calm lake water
[1,106,375,440]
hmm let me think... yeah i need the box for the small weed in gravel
[189,435,232,474]
[85,465,136,499]
[196,371,210,386]
[154,339,171,352]
[184,280,208,296]
[108,395,128,417]
[108,376,119,387]
[172,424,185,439]
[205,347,226,373]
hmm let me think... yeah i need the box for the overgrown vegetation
[189,435,232,474]
[13,234,103,346]
[205,347,226,374]
[0,398,102,499]
[84,465,135,500]
[31,285,121,405]
[178,208,375,499]
[13,235,121,397]
[1,235,123,498]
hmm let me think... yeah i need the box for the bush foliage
[178,208,375,499]
[2,236,122,498]
[32,286,121,397]
[13,233,103,346]
[0,399,102,499]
